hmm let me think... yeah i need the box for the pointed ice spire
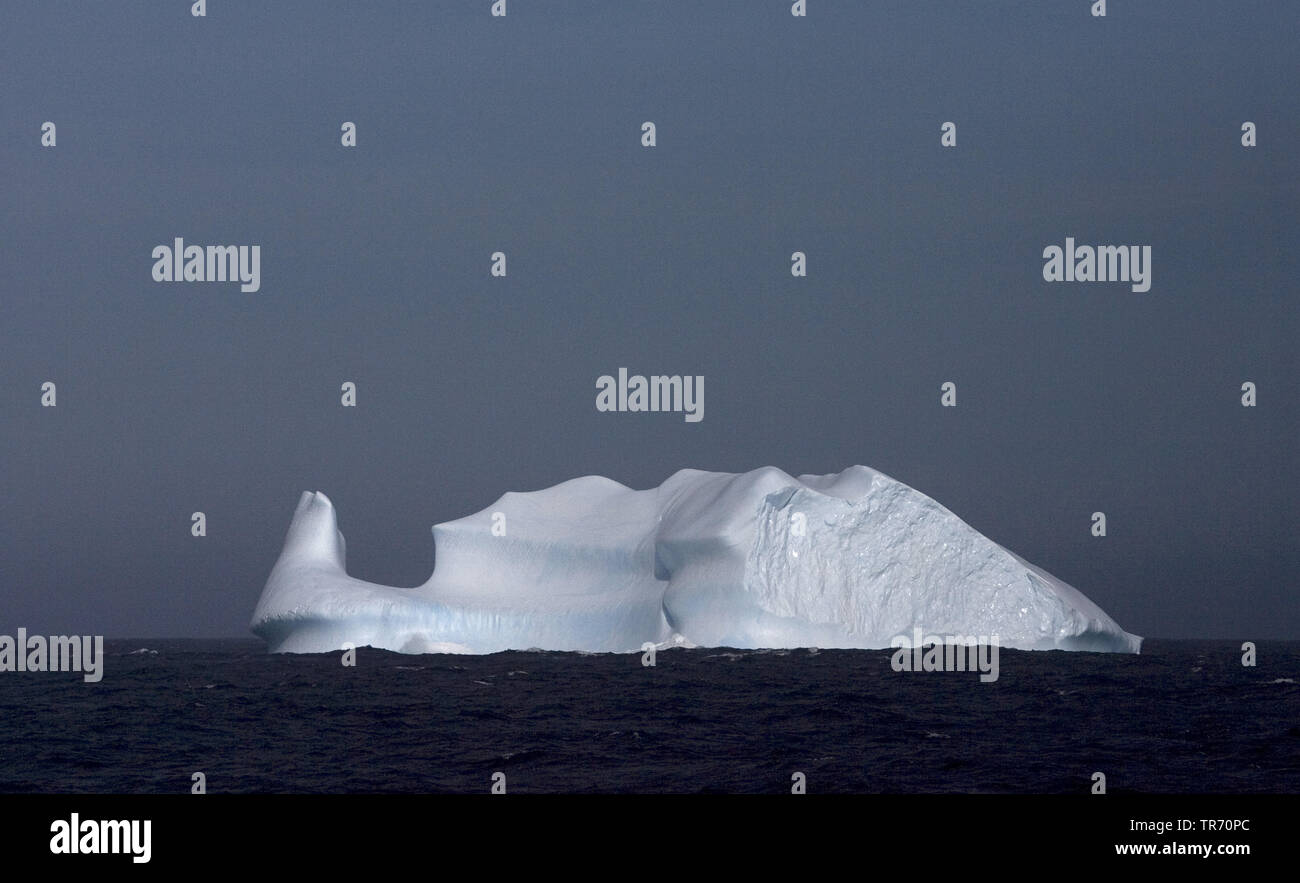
[277,491,347,571]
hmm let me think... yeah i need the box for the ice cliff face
[250,466,1141,654]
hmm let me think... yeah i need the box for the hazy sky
[2,1,1296,640]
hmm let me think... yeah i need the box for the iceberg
[250,466,1141,654]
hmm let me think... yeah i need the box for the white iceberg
[250,466,1141,654]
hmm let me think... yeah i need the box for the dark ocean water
[0,639,1296,794]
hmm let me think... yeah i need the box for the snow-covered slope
[250,466,1141,654]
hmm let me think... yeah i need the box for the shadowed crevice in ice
[250,467,1142,654]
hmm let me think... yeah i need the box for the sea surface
[0,639,1296,794]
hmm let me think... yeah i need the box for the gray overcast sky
[1,1,1296,640]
